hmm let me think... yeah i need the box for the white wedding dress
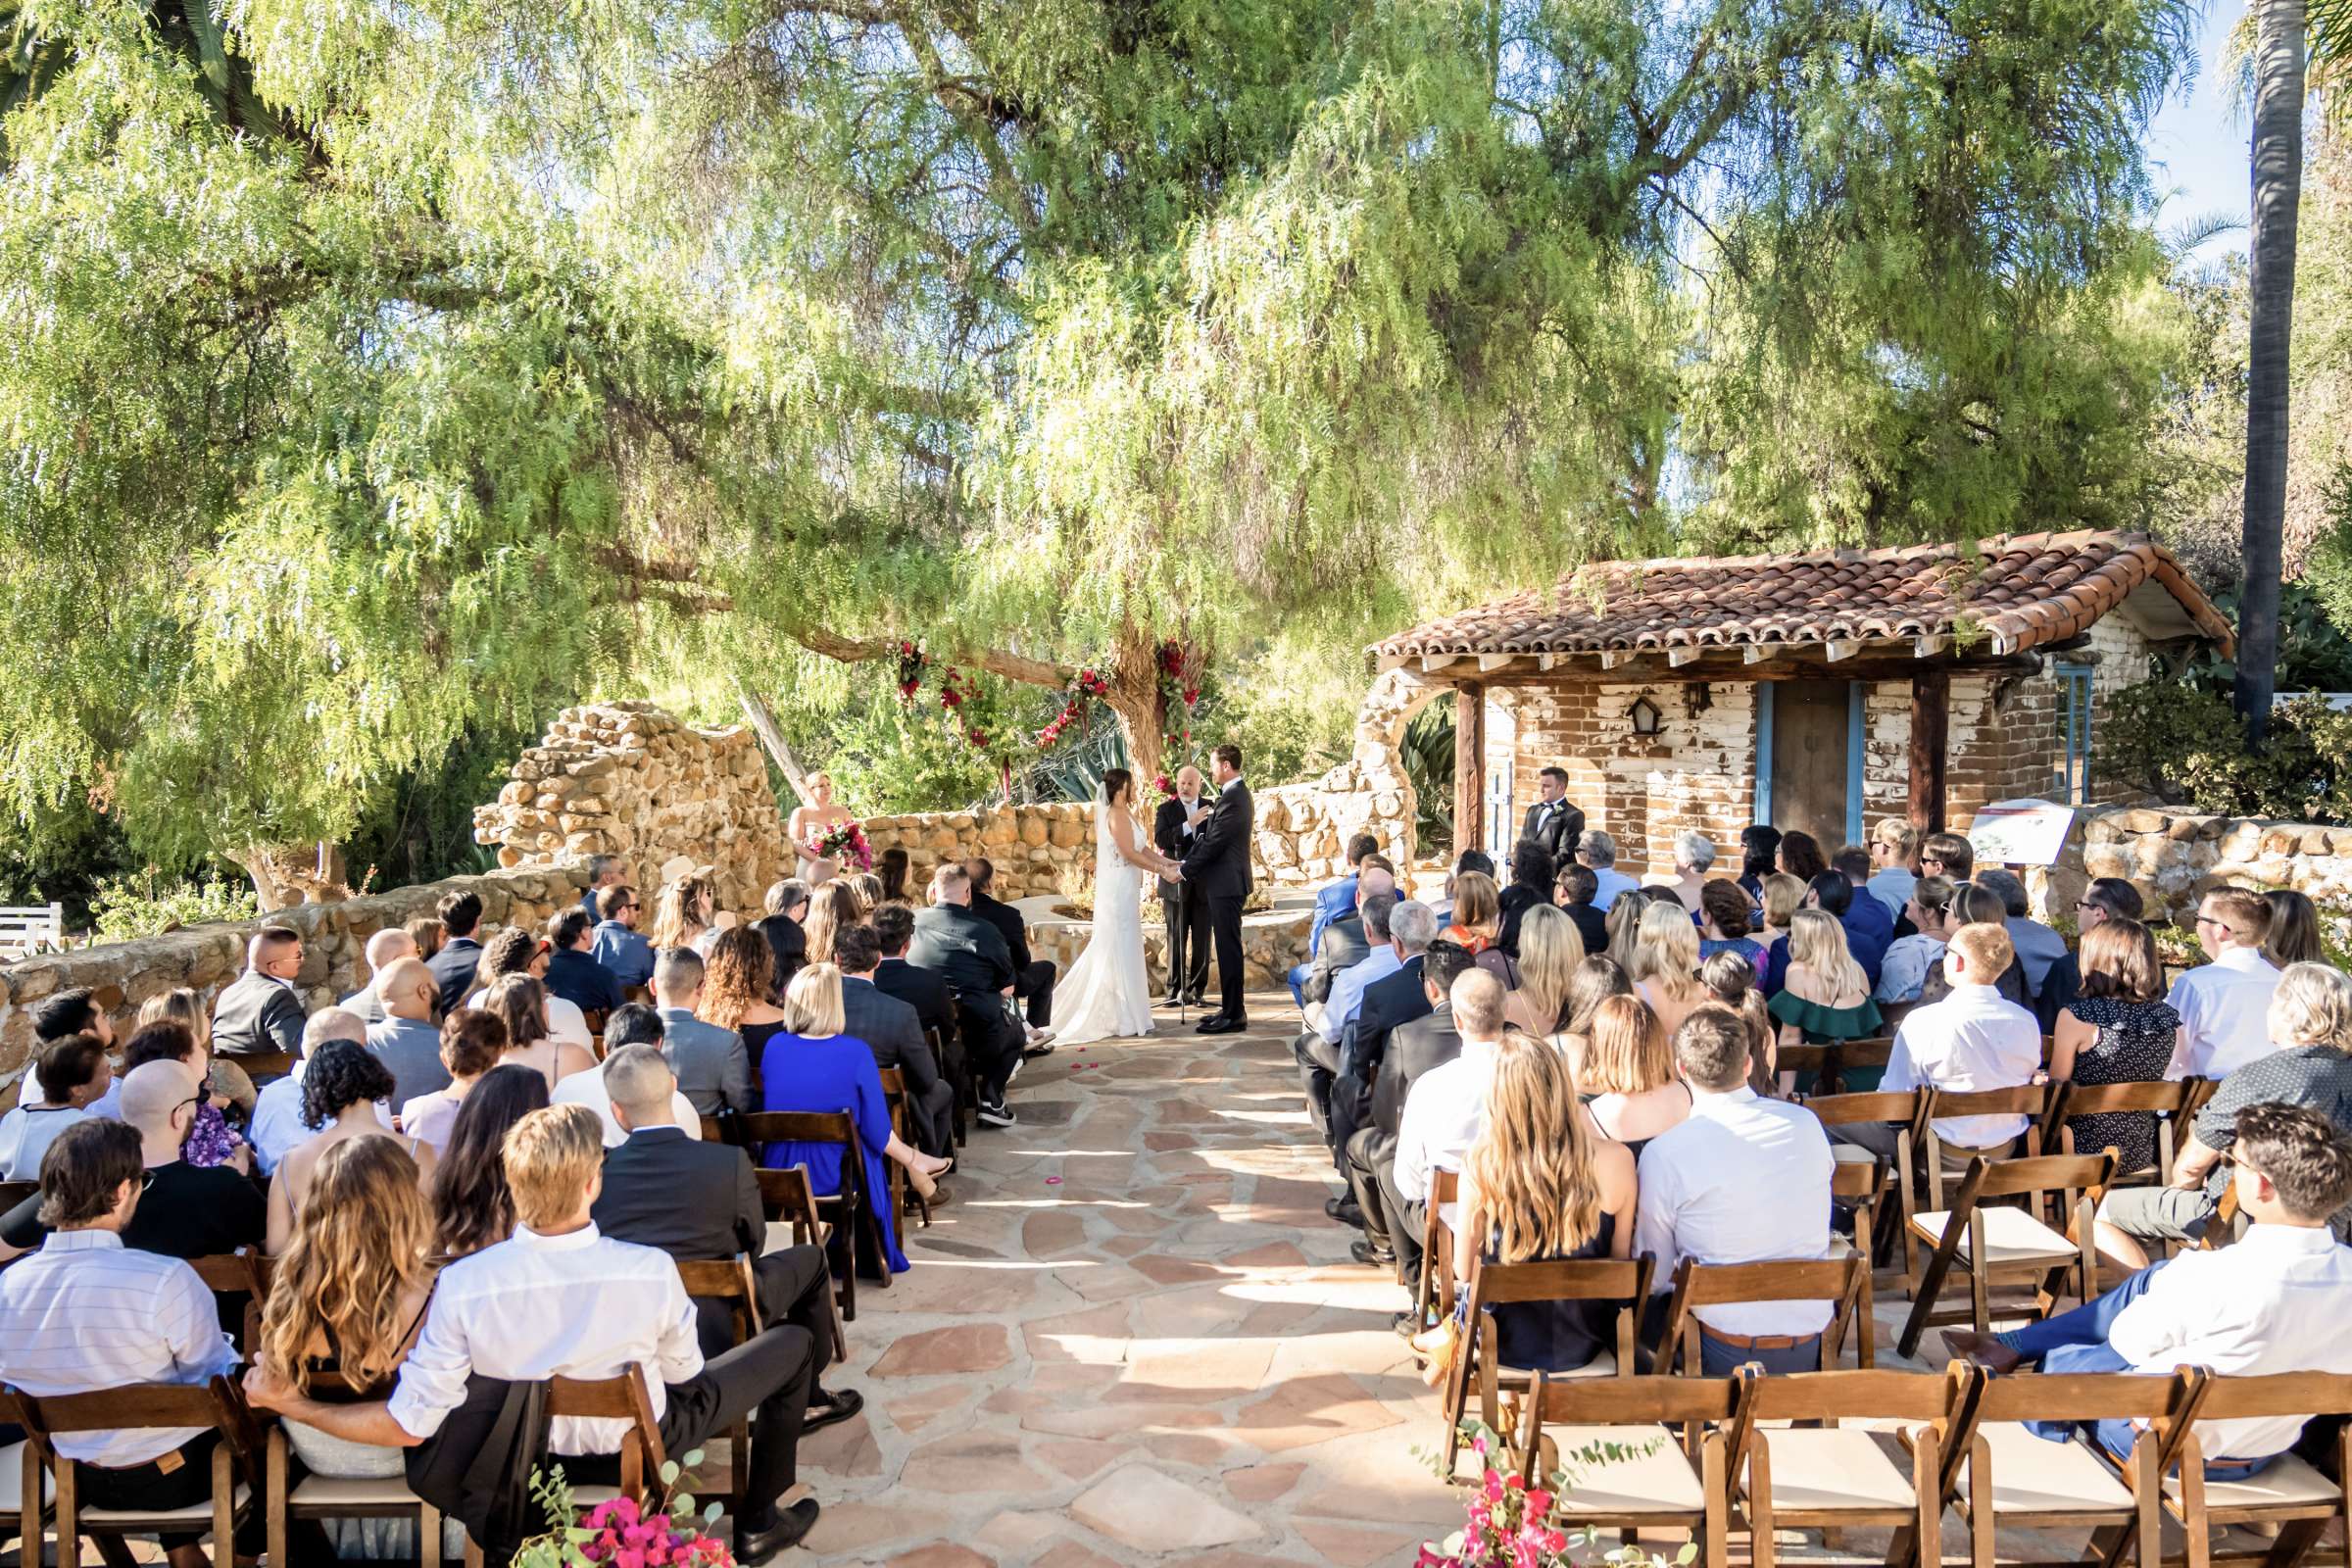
[1050,789,1159,1046]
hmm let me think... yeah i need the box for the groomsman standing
[1520,765,1583,863]
[1155,767,1212,1005]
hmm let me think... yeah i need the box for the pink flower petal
[1046,1176,1062,1184]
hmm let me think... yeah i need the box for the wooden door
[1769,681,1849,853]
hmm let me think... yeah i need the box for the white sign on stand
[1966,799,2078,867]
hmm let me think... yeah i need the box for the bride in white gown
[1052,768,1182,1046]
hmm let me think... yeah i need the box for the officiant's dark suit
[1521,794,1584,863]
[1179,758,1253,1032]
[1153,794,1211,1005]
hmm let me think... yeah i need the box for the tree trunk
[231,841,347,911]
[734,679,815,806]
[2236,0,2306,741]
[1101,629,1166,786]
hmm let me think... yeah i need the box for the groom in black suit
[1153,765,1212,1005]
[1177,744,1253,1034]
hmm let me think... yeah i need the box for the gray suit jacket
[1303,914,1369,1006]
[1372,1004,1463,1141]
[367,1015,452,1108]
[841,980,944,1102]
[211,971,307,1060]
[655,1006,752,1117]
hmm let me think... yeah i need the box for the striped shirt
[0,1229,237,1465]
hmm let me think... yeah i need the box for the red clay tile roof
[1375,530,2233,662]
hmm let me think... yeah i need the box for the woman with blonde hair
[1441,869,1519,986]
[478,973,597,1088]
[849,871,885,915]
[1553,956,1635,1069]
[1602,888,1652,975]
[788,769,855,884]
[141,987,255,1116]
[1629,902,1706,1041]
[802,880,863,968]
[648,872,722,956]
[1504,906,1587,1039]
[1450,1035,1637,1373]
[1768,909,1884,1086]
[756,962,948,1276]
[1578,994,1690,1155]
[1755,872,1806,996]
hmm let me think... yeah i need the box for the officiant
[1154,766,1212,1006]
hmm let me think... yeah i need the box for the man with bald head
[366,956,454,1108]
[340,927,420,1024]
[1153,767,1213,1006]
[210,923,309,1080]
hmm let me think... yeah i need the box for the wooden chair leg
[2180,1446,2212,1568]
[1747,1436,1777,1568]
[1970,1436,1995,1568]
[2259,1519,2327,1567]
[420,1497,444,1568]
[1701,1433,1730,1568]
[1898,1232,1961,1360]
[267,1426,290,1568]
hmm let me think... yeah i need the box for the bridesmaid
[788,771,857,885]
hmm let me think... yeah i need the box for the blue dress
[758,1028,906,1274]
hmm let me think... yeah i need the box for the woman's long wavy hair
[481,974,552,1052]
[1788,908,1870,1003]
[429,1063,549,1257]
[803,881,862,966]
[648,874,716,952]
[701,926,777,1030]
[1602,889,1651,973]
[1462,1035,1603,1264]
[1630,901,1703,1004]
[261,1135,434,1394]
[1513,906,1587,1034]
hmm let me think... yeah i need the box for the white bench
[0,905,64,958]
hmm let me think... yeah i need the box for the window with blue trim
[2055,662,2094,804]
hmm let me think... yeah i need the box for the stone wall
[0,866,587,1099]
[2076,807,2352,925]
[862,804,1098,902]
[472,703,789,916]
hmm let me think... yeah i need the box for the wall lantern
[1628,696,1664,737]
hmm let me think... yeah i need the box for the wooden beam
[1419,655,1460,674]
[1822,640,1861,662]
[1536,653,1559,671]
[1744,643,1784,663]
[1912,635,1949,659]
[1909,667,1949,834]
[1454,680,1487,859]
[1477,653,1515,672]
[1598,650,1636,670]
[1666,646,1704,667]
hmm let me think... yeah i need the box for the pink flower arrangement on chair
[574,1494,734,1566]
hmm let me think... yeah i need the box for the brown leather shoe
[1940,1329,2026,1374]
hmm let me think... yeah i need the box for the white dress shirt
[1394,1037,1501,1203]
[1319,946,1403,1045]
[388,1222,703,1455]
[0,1229,239,1464]
[551,1069,703,1150]
[2167,947,2283,1080]
[1589,867,1642,912]
[1633,1087,1837,1338]
[249,1058,311,1175]
[0,1102,90,1180]
[2110,1224,2352,1460]
[1885,984,2043,1145]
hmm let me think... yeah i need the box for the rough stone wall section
[2076,808,2352,925]
[862,804,1099,902]
[472,703,789,916]
[0,866,587,1102]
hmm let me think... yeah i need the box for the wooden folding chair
[184,1249,267,1355]
[21,1375,262,1568]
[0,1388,50,1559]
[1510,1370,1749,1563]
[1896,1150,2116,1360]
[1807,1089,1927,1283]
[1829,1037,1896,1095]
[0,1179,35,1212]
[1920,1084,2056,1212]
[2143,1370,2352,1568]
[739,1109,884,1310]
[755,1163,853,1351]
[1441,1253,1654,1475]
[267,1368,448,1568]
[1414,1169,1460,1332]
[1934,1367,2198,1568]
[1656,1253,1868,1375]
[876,1067,931,1228]
[925,1024,968,1148]
[672,1255,761,1506]
[2043,1079,2198,1189]
[1831,1155,1888,1369]
[1726,1366,1970,1568]
[461,1369,670,1568]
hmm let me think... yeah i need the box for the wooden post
[1908,668,1949,833]
[1454,681,1487,858]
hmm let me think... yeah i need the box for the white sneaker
[977,1098,1016,1128]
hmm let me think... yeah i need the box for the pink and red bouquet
[574,1494,733,1566]
[808,820,872,870]
[1417,1450,1571,1568]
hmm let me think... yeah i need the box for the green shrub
[88,871,260,944]
[2105,681,2352,824]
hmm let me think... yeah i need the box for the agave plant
[1400,706,1457,859]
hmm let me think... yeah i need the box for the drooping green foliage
[0,0,2201,858]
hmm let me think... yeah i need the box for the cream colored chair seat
[1831,1144,1879,1165]
[1965,1422,2135,1513]
[1740,1429,1915,1512]
[290,1473,432,1507]
[1910,1205,2075,1264]
[1544,1426,1706,1515]
[2162,1453,2340,1509]
[0,1442,50,1513]
[81,1482,252,1525]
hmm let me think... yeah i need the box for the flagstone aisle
[794,994,1461,1568]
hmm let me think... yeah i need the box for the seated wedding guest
[267,1039,433,1254]
[591,1045,859,1442]
[1755,872,1805,997]
[1553,956,1636,1067]
[17,988,121,1123]
[1299,891,1402,1139]
[1948,1103,2352,1478]
[1778,830,1827,885]
[0,1119,247,1568]
[544,906,626,1019]
[877,847,911,906]
[578,854,631,916]
[1736,824,1782,905]
[116,1018,247,1170]
[1634,1005,1837,1373]
[340,926,419,1024]
[2095,962,2352,1271]
[838,923,953,1158]
[1581,995,1691,1156]
[1299,866,1391,1008]
[428,1063,550,1257]
[1384,969,1509,1287]
[758,963,949,1278]
[368,956,455,1107]
[2049,919,2180,1175]
[649,947,755,1118]
[909,864,1023,1127]
[1919,884,2031,1006]
[1577,831,1641,912]
[426,891,487,1015]
[149,981,253,1111]
[650,871,723,958]
[1331,901,1442,1185]
[1503,905,1587,1041]
[1630,902,1707,1042]
[1602,887,1650,975]
[1696,879,1765,976]
[1875,875,1958,1023]
[1919,830,1973,885]
[211,924,309,1077]
[1866,820,1920,917]
[1497,840,1556,956]
[0,1034,110,1180]
[252,1008,368,1175]
[552,1006,702,1147]
[1343,942,1477,1269]
[2170,888,2283,1080]
[1648,831,1714,914]
[1834,923,2037,1163]
[803,880,862,968]
[1552,862,1610,955]
[754,877,811,991]
[965,857,1057,1047]
[872,902,956,1041]
[480,973,598,1090]
[2036,878,2144,1031]
[590,884,657,990]
[1805,867,1888,986]
[1976,867,2064,998]
[479,926,597,1050]
[1446,1034,1638,1374]
[406,915,445,963]
[1431,849,1494,924]
[398,1008,509,1155]
[1307,833,1381,962]
[2267,889,2325,967]
[1768,910,1885,1081]
[1699,952,1777,1096]
[244,1102,826,1562]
